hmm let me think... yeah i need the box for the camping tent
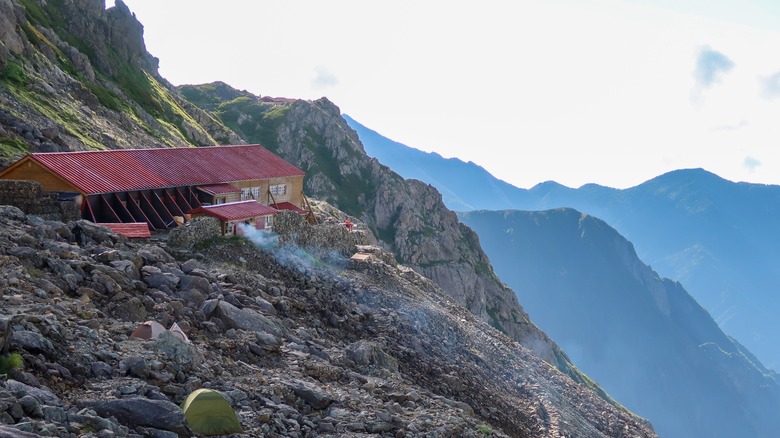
[169,322,190,343]
[181,389,242,435]
[130,321,167,340]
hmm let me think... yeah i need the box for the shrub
[0,352,24,374]
[1,61,27,85]
[476,424,492,436]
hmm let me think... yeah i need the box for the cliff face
[0,0,239,166]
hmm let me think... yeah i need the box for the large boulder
[202,300,285,337]
[80,398,191,436]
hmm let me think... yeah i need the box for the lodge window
[216,197,226,205]
[265,214,274,229]
[269,184,287,196]
[241,187,261,200]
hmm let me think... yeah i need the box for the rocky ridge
[0,205,655,437]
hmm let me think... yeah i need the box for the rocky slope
[0,205,656,437]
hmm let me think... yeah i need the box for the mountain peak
[645,168,728,187]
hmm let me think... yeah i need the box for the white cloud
[760,72,780,99]
[692,46,735,88]
[311,66,338,90]
[744,156,762,172]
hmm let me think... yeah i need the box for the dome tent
[130,321,166,340]
[181,389,242,436]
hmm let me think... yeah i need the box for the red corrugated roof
[272,202,307,214]
[197,183,241,195]
[191,200,277,222]
[98,222,151,238]
[29,145,305,195]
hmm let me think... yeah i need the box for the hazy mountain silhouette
[346,114,780,370]
[342,114,527,211]
[458,208,780,438]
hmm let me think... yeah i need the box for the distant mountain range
[458,208,780,438]
[346,114,780,371]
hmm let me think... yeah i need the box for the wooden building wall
[0,158,80,193]
[230,175,304,206]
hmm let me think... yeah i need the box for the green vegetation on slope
[15,0,218,146]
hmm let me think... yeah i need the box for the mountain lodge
[0,144,313,236]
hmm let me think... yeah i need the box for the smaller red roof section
[197,183,241,195]
[272,202,307,215]
[191,200,277,222]
[98,222,151,239]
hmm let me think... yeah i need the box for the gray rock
[18,395,42,418]
[346,340,399,373]
[152,331,203,372]
[179,289,205,307]
[79,398,191,436]
[11,330,57,358]
[119,356,149,378]
[255,297,278,315]
[0,424,41,437]
[137,245,176,265]
[42,405,67,423]
[143,272,179,291]
[179,259,201,274]
[110,259,140,281]
[145,428,179,438]
[206,300,285,336]
[0,318,12,354]
[179,275,211,296]
[288,379,333,410]
[5,380,62,407]
[0,206,25,222]
[115,297,147,322]
[91,361,114,378]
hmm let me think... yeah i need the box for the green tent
[181,389,243,436]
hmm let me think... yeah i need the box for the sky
[115,0,780,189]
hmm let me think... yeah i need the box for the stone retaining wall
[167,216,222,248]
[0,179,80,221]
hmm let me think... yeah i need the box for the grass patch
[0,353,23,374]
[192,234,246,251]
[87,83,123,111]
[0,137,29,160]
[475,424,492,436]
[486,306,507,335]
[0,61,27,86]
[212,97,289,150]
[9,84,105,150]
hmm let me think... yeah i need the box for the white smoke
[236,222,344,273]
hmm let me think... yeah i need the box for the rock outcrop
[0,0,239,167]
